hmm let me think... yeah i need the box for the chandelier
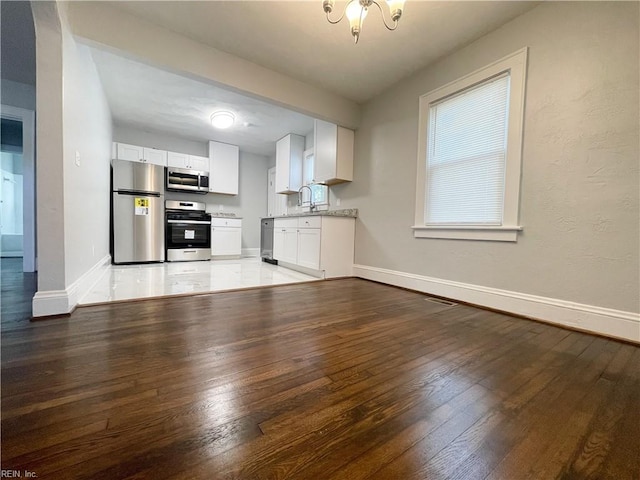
[323,0,406,44]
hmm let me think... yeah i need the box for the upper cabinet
[313,119,354,185]
[167,151,209,171]
[189,155,210,172]
[275,134,305,194]
[114,143,167,166]
[209,141,239,195]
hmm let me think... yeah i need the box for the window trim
[413,48,528,242]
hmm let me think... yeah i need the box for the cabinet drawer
[274,218,298,230]
[211,218,242,228]
[298,216,322,229]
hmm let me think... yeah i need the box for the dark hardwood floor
[1,257,37,329]
[1,275,638,479]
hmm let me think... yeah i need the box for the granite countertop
[208,212,242,219]
[265,208,358,219]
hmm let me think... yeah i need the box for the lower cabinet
[211,218,242,257]
[297,228,321,270]
[273,215,355,278]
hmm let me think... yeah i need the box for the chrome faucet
[297,185,316,212]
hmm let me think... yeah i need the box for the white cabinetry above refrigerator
[114,142,167,166]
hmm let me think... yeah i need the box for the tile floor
[78,257,319,305]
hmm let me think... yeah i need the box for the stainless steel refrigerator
[111,159,165,264]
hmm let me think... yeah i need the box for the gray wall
[334,1,639,313]
[32,2,113,293]
[1,80,36,111]
[62,35,113,285]
[113,125,270,250]
[1,1,36,110]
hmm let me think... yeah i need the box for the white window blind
[425,73,510,225]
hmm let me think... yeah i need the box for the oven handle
[167,220,212,225]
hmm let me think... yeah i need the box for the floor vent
[424,296,457,307]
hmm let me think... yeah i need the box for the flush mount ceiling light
[210,111,235,129]
[323,0,405,44]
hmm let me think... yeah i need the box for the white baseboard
[33,254,111,317]
[242,248,260,258]
[353,264,640,343]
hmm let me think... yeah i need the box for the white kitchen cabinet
[189,155,210,172]
[273,215,354,278]
[211,218,242,257]
[313,119,354,185]
[275,134,305,194]
[114,143,167,166]
[143,148,167,166]
[116,143,143,162]
[273,228,285,262]
[273,217,298,264]
[297,228,321,270]
[167,151,189,168]
[168,152,210,171]
[209,141,239,195]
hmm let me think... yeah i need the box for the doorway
[1,106,36,272]
[267,166,287,218]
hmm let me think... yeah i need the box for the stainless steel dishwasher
[260,218,277,264]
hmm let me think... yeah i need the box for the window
[413,48,527,242]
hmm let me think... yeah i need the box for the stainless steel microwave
[165,167,209,194]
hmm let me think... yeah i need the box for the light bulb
[386,0,404,21]
[346,1,367,42]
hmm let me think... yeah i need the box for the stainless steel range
[165,200,211,262]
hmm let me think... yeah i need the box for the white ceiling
[90,48,316,156]
[90,1,540,156]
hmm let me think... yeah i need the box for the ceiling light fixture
[210,111,235,129]
[323,0,405,44]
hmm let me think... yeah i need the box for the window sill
[412,225,522,242]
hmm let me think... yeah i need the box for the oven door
[166,219,211,249]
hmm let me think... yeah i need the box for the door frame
[1,105,36,272]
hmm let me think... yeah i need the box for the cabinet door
[189,155,210,172]
[211,227,242,256]
[297,228,321,270]
[143,148,167,166]
[314,120,337,184]
[275,134,304,194]
[167,151,189,169]
[116,143,144,162]
[273,228,285,261]
[313,120,354,185]
[209,141,239,195]
[281,228,298,264]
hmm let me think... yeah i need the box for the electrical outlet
[75,151,81,167]
[336,198,341,206]
[218,205,224,211]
